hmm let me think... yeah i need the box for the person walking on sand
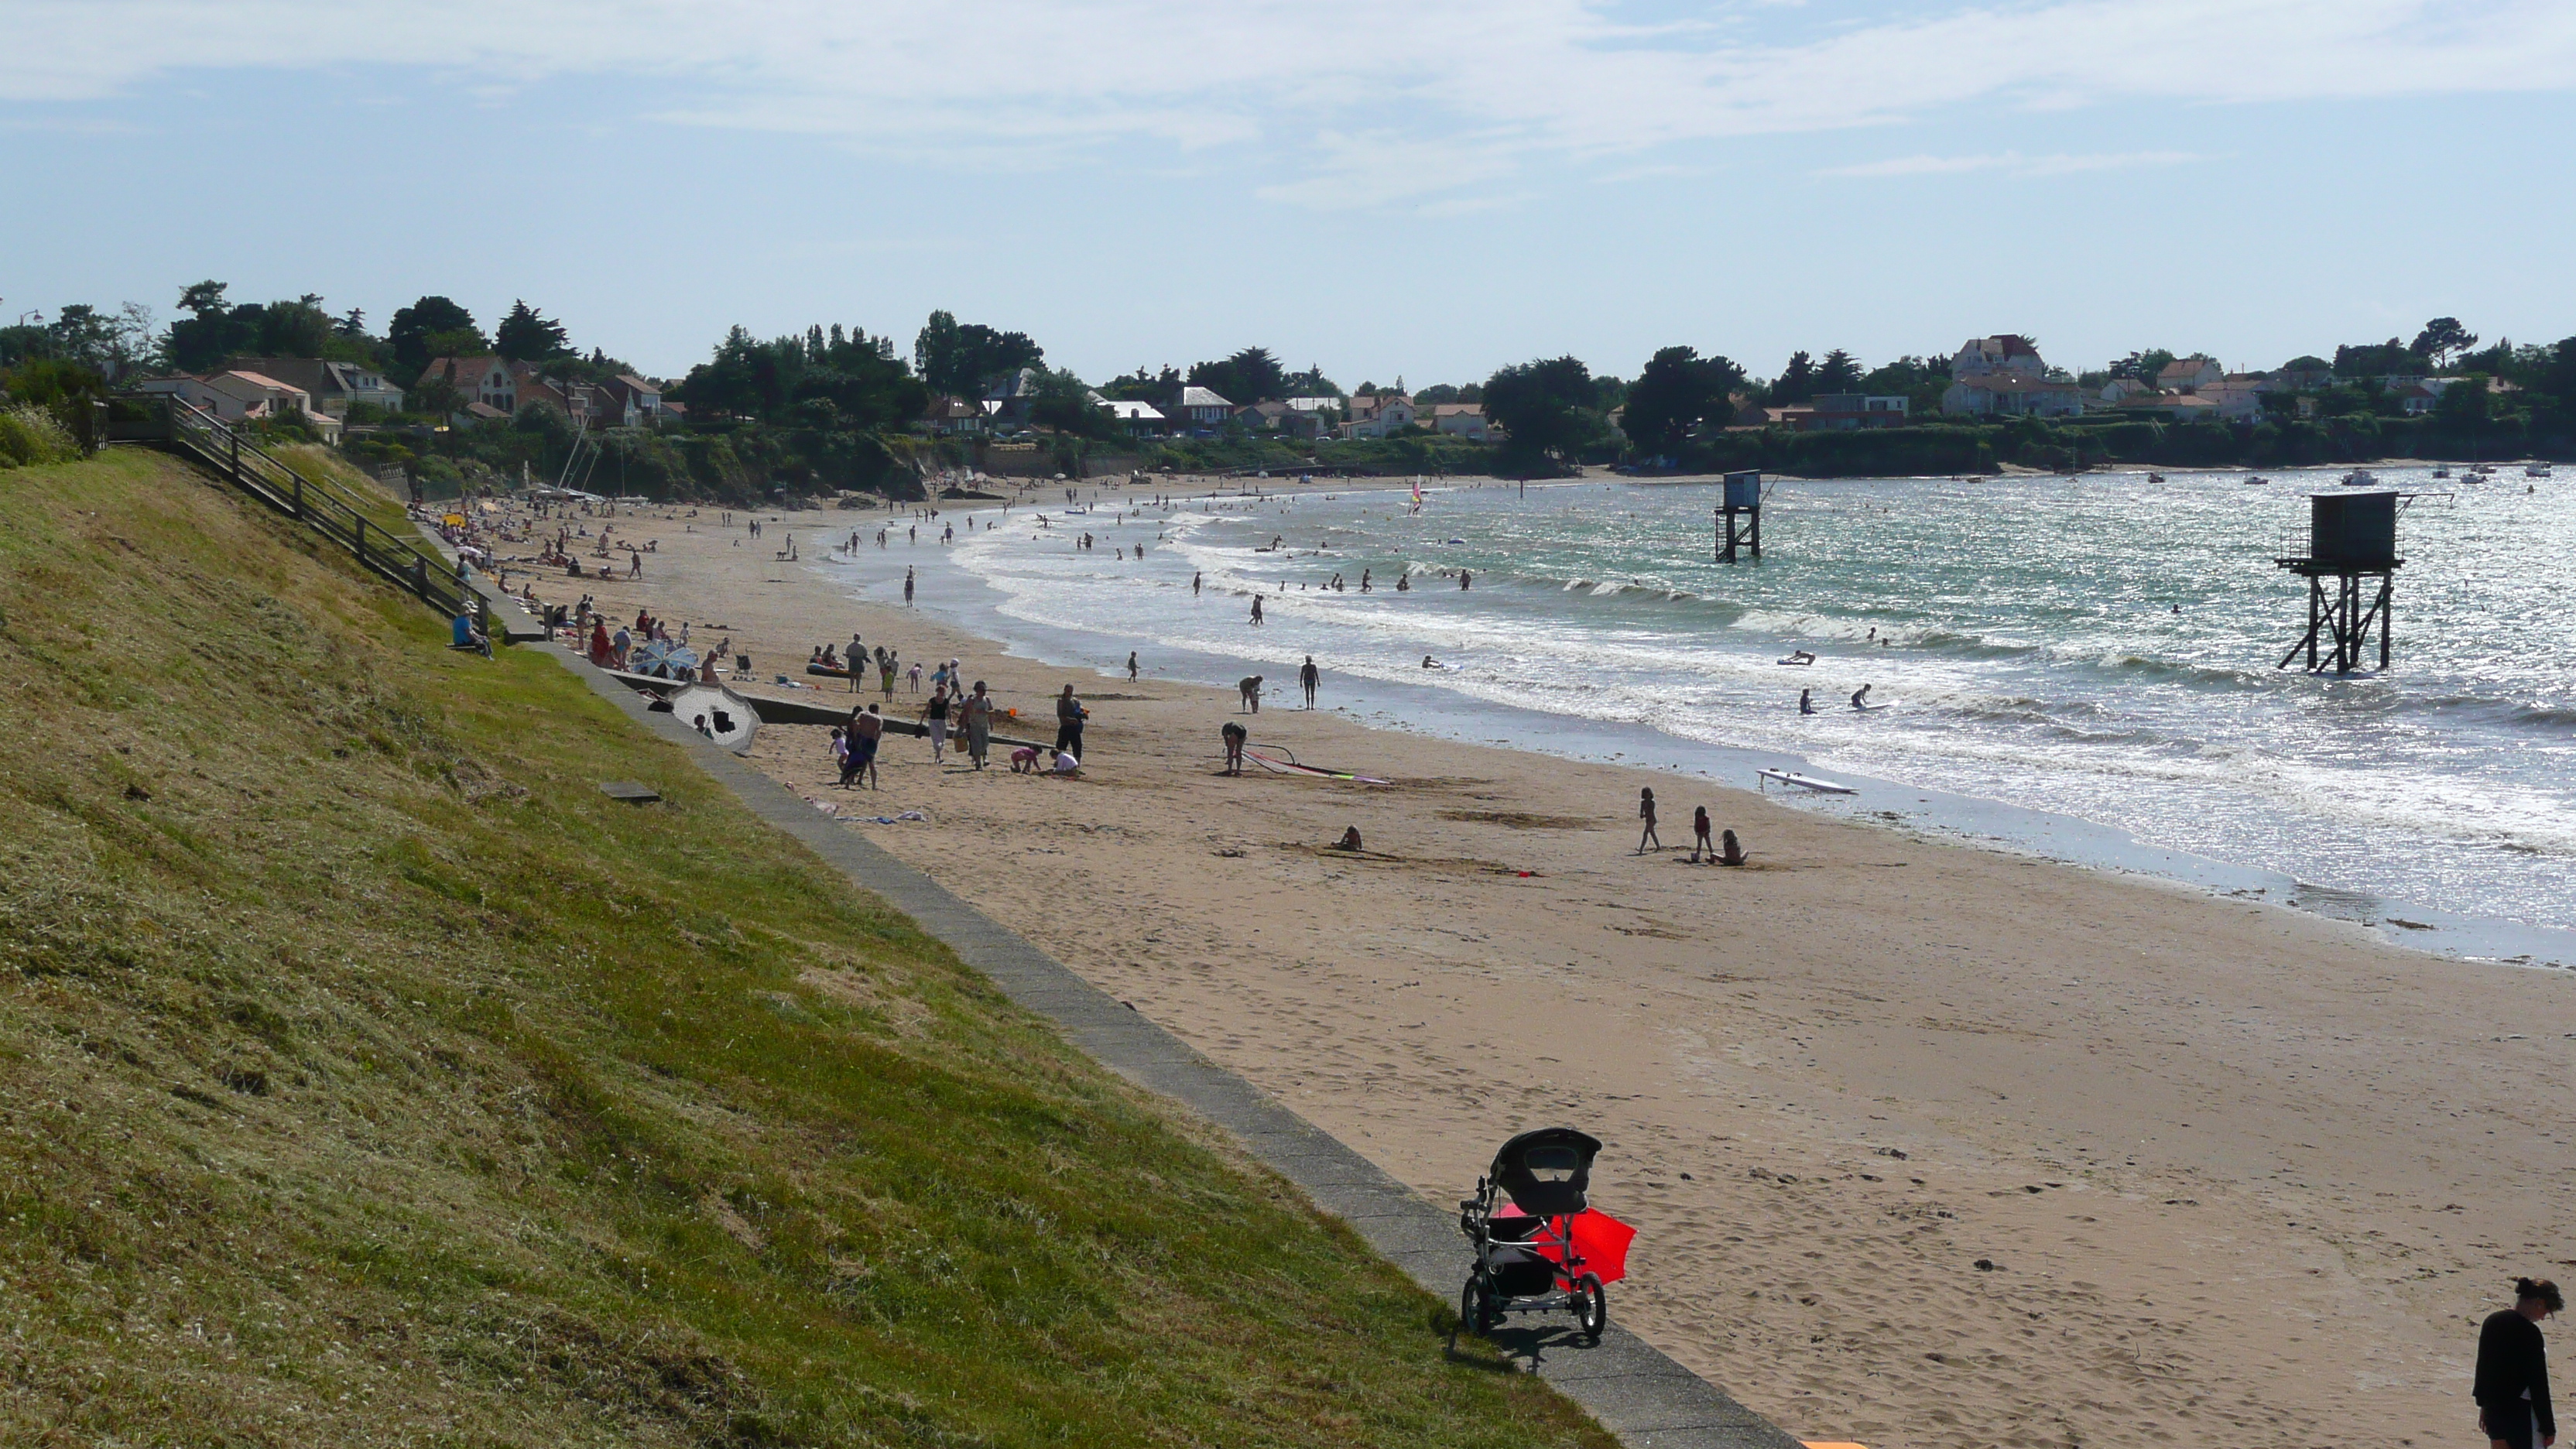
[1054,683,1088,759]
[850,704,884,791]
[963,680,994,769]
[922,684,951,763]
[903,567,916,606]
[1300,655,1321,709]
[1127,650,1139,680]
[1690,806,1713,862]
[1636,788,1661,854]
[2477,1277,2561,1449]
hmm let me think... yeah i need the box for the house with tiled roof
[420,357,516,416]
[2156,356,2223,392]
[1942,372,2084,418]
[1950,335,2047,379]
[137,370,341,440]
[223,357,405,416]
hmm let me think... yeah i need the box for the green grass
[0,449,1612,1448]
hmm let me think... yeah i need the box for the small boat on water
[2529,462,2554,478]
[2432,465,2452,479]
[659,682,760,755]
[2340,469,2377,487]
[2244,474,2270,485]
[2146,472,2165,485]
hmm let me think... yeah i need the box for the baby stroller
[1457,1127,1634,1344]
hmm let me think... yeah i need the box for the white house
[1950,335,2048,379]
[1173,385,1233,429]
[420,356,516,414]
[224,357,405,416]
[140,370,342,440]
[1427,403,1490,440]
[1942,372,2084,418]
[2156,356,2224,393]
[1100,399,1168,437]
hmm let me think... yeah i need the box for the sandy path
[521,482,2573,1449]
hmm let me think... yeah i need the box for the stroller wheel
[1573,1273,1607,1345]
[1459,1276,1495,1336]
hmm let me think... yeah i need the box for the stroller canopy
[1488,1127,1601,1218]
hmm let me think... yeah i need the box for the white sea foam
[929,471,2576,924]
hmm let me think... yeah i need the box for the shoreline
[817,471,2573,970]
[502,476,2576,1448]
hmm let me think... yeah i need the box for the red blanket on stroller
[1496,1200,1636,1285]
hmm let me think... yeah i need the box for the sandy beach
[520,478,2574,1449]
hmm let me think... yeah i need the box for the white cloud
[3,0,2572,204]
[1820,150,2205,180]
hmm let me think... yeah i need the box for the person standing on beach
[1300,656,1320,709]
[1636,788,1661,854]
[1054,684,1088,759]
[2476,1278,2561,1449]
[963,680,993,769]
[850,705,884,791]
[849,632,865,691]
[923,685,951,763]
[1127,651,1139,680]
[1690,806,1713,862]
[903,567,916,606]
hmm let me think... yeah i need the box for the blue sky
[5,0,2573,386]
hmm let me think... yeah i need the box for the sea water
[835,468,2575,957]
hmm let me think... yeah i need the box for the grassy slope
[0,449,1611,1449]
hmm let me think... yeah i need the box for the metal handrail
[148,396,488,632]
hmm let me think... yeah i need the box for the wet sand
[524,481,2574,1449]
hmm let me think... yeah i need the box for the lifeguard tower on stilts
[1714,471,1762,563]
[2274,491,2403,673]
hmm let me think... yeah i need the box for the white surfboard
[1757,769,1856,794]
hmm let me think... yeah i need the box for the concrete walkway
[541,642,1801,1449]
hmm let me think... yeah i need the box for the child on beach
[1636,788,1661,854]
[1009,745,1040,774]
[1690,806,1713,862]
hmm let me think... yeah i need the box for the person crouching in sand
[1009,745,1040,774]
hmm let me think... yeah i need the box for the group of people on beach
[1636,787,1747,866]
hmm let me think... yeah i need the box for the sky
[5,0,2574,387]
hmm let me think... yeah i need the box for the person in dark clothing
[1053,684,1088,759]
[2477,1277,2562,1449]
